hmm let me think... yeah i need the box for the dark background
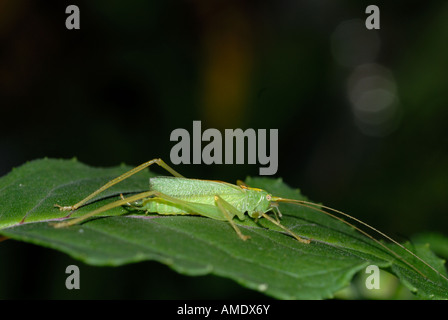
[1,1,447,299]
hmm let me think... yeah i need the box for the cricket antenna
[272,196,448,284]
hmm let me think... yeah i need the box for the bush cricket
[53,158,448,285]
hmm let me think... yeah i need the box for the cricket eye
[266,194,272,201]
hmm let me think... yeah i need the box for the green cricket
[53,158,308,243]
[53,158,447,283]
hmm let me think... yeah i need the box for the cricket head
[244,187,273,219]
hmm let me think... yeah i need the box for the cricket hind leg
[54,158,185,213]
[120,193,146,211]
[53,190,160,228]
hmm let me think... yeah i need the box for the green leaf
[413,232,448,260]
[0,159,447,299]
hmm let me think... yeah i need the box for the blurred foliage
[0,1,447,299]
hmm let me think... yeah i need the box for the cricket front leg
[54,158,185,212]
[260,212,310,244]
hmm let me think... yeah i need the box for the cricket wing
[149,176,246,208]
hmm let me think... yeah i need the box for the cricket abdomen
[144,176,249,214]
[142,198,198,216]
